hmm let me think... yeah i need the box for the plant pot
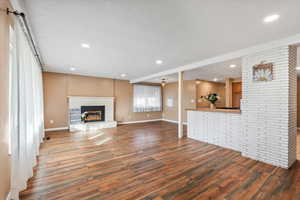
[210,103,216,110]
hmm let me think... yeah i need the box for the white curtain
[133,84,162,112]
[9,19,45,200]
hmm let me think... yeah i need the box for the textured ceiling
[23,0,300,80]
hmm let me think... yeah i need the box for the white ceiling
[149,58,242,83]
[23,0,300,80]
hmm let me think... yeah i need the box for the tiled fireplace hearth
[68,96,117,131]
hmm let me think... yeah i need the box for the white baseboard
[118,119,163,125]
[162,119,178,124]
[162,119,187,125]
[45,127,69,132]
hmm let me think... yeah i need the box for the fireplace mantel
[68,96,117,131]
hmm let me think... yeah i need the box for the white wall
[241,45,297,168]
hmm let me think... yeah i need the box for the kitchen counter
[186,108,241,114]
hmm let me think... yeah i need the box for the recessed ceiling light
[81,43,90,48]
[156,60,163,65]
[230,64,237,68]
[121,74,127,77]
[70,67,76,71]
[296,66,300,71]
[213,78,218,82]
[264,14,280,23]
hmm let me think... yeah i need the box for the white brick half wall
[241,45,297,168]
[187,111,242,152]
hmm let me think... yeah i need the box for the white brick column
[241,45,297,168]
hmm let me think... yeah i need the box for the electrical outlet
[50,120,54,124]
[147,114,150,118]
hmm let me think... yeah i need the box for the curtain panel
[133,85,162,112]
[9,19,45,199]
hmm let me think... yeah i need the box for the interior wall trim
[45,127,69,132]
[162,119,188,125]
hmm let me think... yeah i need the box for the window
[133,84,162,112]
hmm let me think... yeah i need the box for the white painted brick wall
[241,45,297,168]
[187,111,242,152]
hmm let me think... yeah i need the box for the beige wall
[67,75,114,97]
[196,80,226,108]
[0,0,11,199]
[163,80,197,122]
[43,73,69,128]
[43,72,162,129]
[162,80,226,122]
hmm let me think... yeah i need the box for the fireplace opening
[81,106,105,123]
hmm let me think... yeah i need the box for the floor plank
[20,121,300,200]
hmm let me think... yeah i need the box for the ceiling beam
[130,33,300,83]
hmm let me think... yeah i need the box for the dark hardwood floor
[20,121,300,200]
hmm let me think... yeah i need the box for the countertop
[186,107,241,114]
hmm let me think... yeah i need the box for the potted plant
[200,93,220,109]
